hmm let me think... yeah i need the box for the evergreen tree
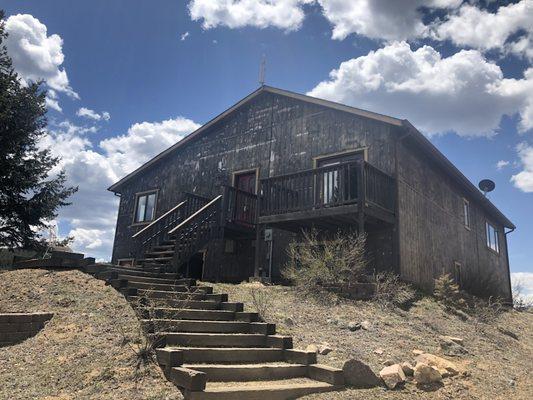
[0,10,77,249]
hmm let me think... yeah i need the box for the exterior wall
[111,91,399,280]
[397,138,511,300]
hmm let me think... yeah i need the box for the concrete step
[127,281,213,293]
[141,308,236,321]
[119,275,195,286]
[183,363,308,382]
[172,347,285,364]
[184,378,337,400]
[129,297,222,310]
[143,319,250,333]
[137,289,227,302]
[165,333,268,348]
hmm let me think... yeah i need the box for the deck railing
[222,185,258,227]
[259,161,395,216]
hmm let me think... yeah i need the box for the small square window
[134,191,157,223]
[486,221,499,253]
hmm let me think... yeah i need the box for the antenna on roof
[478,179,495,197]
[259,54,266,87]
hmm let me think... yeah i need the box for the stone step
[165,333,269,348]
[129,297,222,310]
[119,275,195,286]
[173,347,285,364]
[143,320,251,333]
[183,363,308,382]
[184,378,337,400]
[141,308,236,321]
[137,289,227,302]
[127,281,213,293]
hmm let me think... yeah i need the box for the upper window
[486,221,499,253]
[462,199,470,228]
[134,191,157,223]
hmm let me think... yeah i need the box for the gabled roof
[108,85,514,229]
[107,85,403,193]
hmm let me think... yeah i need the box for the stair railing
[169,195,223,272]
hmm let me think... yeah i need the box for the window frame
[462,198,471,230]
[132,189,158,225]
[485,220,500,254]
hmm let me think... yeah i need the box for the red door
[234,171,256,224]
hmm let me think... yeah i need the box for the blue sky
[2,1,532,292]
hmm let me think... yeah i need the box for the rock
[498,326,519,340]
[374,348,384,355]
[382,359,394,366]
[306,344,319,353]
[415,353,461,377]
[318,344,333,355]
[284,317,294,326]
[414,362,443,384]
[361,320,372,330]
[439,336,467,356]
[342,359,382,388]
[400,362,414,376]
[379,364,406,389]
[347,321,361,331]
[412,349,424,355]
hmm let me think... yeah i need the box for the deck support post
[254,223,262,278]
[358,160,366,235]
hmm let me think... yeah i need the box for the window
[462,199,470,228]
[134,191,157,223]
[486,221,499,253]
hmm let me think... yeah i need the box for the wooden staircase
[86,264,345,400]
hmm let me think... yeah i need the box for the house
[108,86,515,301]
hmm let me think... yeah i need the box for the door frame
[231,167,260,194]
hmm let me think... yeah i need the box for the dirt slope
[0,269,182,400]
[212,282,533,400]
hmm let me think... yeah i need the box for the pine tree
[0,10,77,249]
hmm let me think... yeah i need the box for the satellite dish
[478,179,495,196]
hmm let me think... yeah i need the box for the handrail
[222,185,257,226]
[132,200,187,239]
[168,195,222,235]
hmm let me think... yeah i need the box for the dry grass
[212,282,533,400]
[0,269,182,400]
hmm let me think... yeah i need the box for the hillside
[211,282,533,400]
[0,269,181,400]
[0,269,531,400]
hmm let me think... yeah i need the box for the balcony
[258,160,396,231]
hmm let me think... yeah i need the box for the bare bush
[372,271,417,309]
[248,285,272,321]
[512,279,533,311]
[283,229,368,291]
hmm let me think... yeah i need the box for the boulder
[374,348,384,355]
[347,321,361,331]
[342,359,382,388]
[400,362,414,376]
[439,336,467,356]
[318,344,333,355]
[415,353,461,377]
[379,364,406,389]
[412,349,424,355]
[361,320,372,330]
[414,362,442,384]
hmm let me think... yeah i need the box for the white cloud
[318,0,461,41]
[496,160,510,170]
[45,89,62,112]
[511,143,533,192]
[181,31,190,41]
[41,116,199,260]
[188,0,313,31]
[76,107,111,121]
[433,0,533,60]
[511,272,533,303]
[5,14,78,99]
[308,41,533,137]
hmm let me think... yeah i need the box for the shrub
[372,271,418,309]
[434,273,463,307]
[512,279,533,311]
[282,229,368,292]
[248,285,272,321]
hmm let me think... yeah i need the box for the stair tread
[184,362,305,368]
[164,332,265,337]
[204,378,333,390]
